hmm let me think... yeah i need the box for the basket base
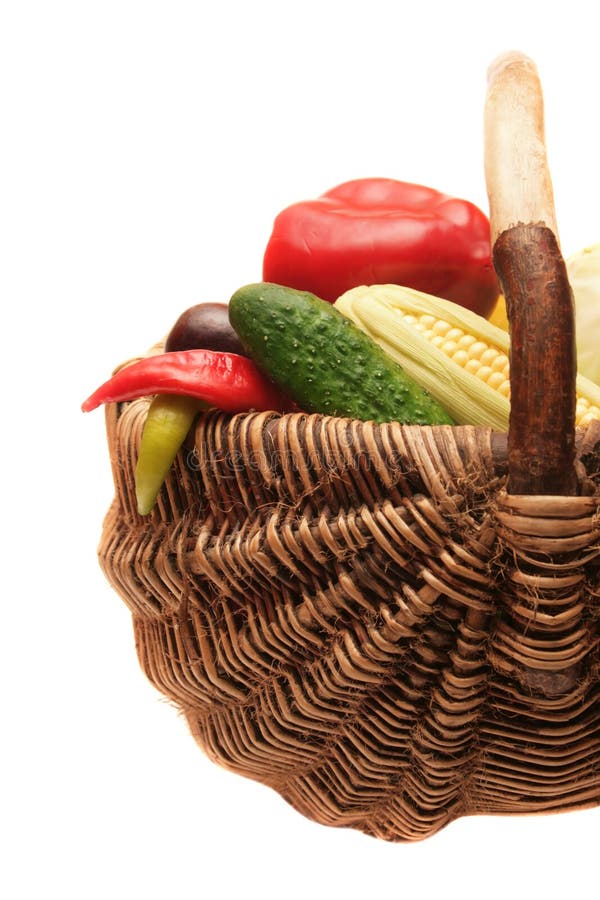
[100,406,600,841]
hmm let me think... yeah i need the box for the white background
[2,2,599,898]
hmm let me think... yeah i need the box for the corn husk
[335,283,600,431]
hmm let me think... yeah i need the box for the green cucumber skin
[229,283,454,426]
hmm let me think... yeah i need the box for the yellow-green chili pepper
[135,394,206,515]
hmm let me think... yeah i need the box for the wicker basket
[97,54,600,842]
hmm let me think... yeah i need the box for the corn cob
[334,284,600,431]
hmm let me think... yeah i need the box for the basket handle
[484,52,578,495]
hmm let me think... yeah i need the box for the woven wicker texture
[99,402,600,842]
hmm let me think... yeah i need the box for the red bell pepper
[81,349,291,413]
[262,177,500,317]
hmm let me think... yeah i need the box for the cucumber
[228,283,453,425]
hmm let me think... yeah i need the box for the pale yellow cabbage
[568,243,600,385]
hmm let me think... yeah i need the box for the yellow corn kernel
[475,365,494,383]
[487,370,507,391]
[480,347,501,367]
[334,283,600,431]
[465,357,484,375]
[491,353,509,374]
[575,398,600,427]
[457,333,477,350]
[451,348,470,368]
[420,319,510,386]
[445,327,464,342]
[439,339,459,357]
[467,340,490,361]
[432,319,452,337]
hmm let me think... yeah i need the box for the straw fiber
[99,403,600,842]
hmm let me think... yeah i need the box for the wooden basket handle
[484,52,578,495]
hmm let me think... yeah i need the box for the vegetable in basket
[165,302,246,355]
[228,282,454,425]
[134,303,249,515]
[567,243,600,385]
[262,177,500,317]
[135,394,206,515]
[81,319,292,514]
[81,348,289,414]
[335,283,600,431]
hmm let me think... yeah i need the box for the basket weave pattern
[100,402,600,842]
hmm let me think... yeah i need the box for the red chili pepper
[81,349,291,413]
[262,177,500,317]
